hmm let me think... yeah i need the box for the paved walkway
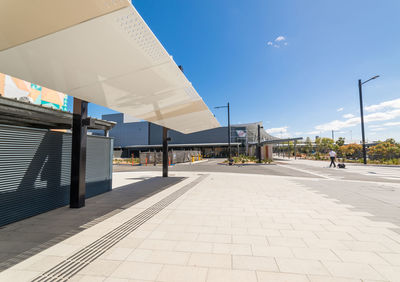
[276,158,400,182]
[1,171,400,281]
[0,175,184,271]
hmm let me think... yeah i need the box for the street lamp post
[257,124,263,163]
[215,103,232,165]
[358,75,379,165]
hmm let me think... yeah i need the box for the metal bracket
[82,117,95,127]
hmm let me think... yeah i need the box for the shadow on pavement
[0,176,184,271]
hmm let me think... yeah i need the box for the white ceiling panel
[0,1,219,133]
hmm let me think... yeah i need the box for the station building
[100,113,276,159]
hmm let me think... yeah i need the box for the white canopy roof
[0,0,219,133]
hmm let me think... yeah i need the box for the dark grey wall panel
[169,127,229,144]
[108,121,148,147]
[149,123,163,145]
[102,114,276,149]
[0,125,112,227]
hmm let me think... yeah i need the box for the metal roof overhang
[0,0,219,134]
[249,137,303,145]
[0,96,115,131]
[124,143,242,149]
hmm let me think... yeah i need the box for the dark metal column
[162,127,168,177]
[227,103,232,165]
[358,79,367,165]
[70,98,88,208]
[214,103,232,164]
[257,124,261,163]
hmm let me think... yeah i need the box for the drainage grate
[32,175,207,282]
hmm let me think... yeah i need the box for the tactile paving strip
[32,174,207,281]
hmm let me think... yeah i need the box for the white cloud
[365,98,400,112]
[383,121,400,127]
[370,127,385,132]
[369,124,381,128]
[315,117,360,132]
[267,36,288,48]
[280,133,292,138]
[364,109,400,123]
[266,126,288,134]
[266,126,293,138]
[342,113,355,119]
[306,130,320,135]
[313,98,400,133]
[315,109,400,132]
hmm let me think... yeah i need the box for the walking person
[329,149,337,168]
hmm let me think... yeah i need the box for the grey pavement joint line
[276,164,333,180]
[31,174,208,282]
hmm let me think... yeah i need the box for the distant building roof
[124,143,242,149]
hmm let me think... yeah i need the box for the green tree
[339,144,363,159]
[336,137,345,147]
[288,141,294,156]
[315,137,321,153]
[369,141,400,160]
[304,137,313,156]
[320,138,334,153]
[385,138,396,145]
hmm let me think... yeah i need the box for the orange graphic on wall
[0,73,68,110]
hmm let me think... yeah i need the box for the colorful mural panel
[0,73,68,111]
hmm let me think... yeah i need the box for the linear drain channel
[32,175,207,282]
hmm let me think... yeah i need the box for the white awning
[0,0,219,133]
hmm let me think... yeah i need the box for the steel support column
[257,124,262,163]
[358,79,367,164]
[162,127,168,177]
[70,98,88,208]
[227,103,232,165]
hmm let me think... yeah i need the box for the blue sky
[74,0,400,142]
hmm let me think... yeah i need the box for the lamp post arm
[361,75,380,85]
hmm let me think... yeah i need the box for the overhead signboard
[0,0,219,133]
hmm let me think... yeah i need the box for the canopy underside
[0,0,219,133]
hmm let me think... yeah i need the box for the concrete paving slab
[1,167,400,281]
[0,176,184,271]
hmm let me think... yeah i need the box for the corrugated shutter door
[86,135,112,198]
[0,125,112,226]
